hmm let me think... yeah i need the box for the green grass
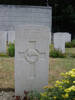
[0,48,75,89]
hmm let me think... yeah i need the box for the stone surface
[63,32,71,42]
[7,31,15,43]
[54,32,71,43]
[0,5,52,45]
[0,5,52,31]
[0,31,7,53]
[54,33,65,53]
[49,32,51,44]
[15,25,50,96]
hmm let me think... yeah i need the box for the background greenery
[8,43,15,57]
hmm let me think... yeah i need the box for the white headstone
[54,32,71,43]
[0,31,7,53]
[63,32,71,42]
[0,5,52,31]
[0,5,52,45]
[15,25,49,96]
[54,33,65,53]
[7,31,15,43]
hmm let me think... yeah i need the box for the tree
[48,0,75,39]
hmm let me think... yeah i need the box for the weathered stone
[63,32,71,42]
[7,31,15,43]
[54,33,65,53]
[0,5,52,31]
[0,31,7,53]
[0,5,52,44]
[15,25,50,96]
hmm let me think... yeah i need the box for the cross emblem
[18,41,46,79]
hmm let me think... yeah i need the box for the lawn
[49,47,75,86]
[0,57,14,90]
[49,57,75,86]
[0,48,75,89]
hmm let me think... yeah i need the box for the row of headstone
[0,30,51,54]
[0,31,71,54]
[54,32,71,53]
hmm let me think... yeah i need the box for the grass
[66,48,75,57]
[49,47,75,86]
[49,57,75,86]
[66,48,75,54]
[0,47,75,89]
[0,57,14,90]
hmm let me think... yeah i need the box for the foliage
[65,42,72,48]
[50,49,66,58]
[21,69,75,100]
[71,39,75,47]
[28,90,41,100]
[8,42,15,57]
[41,69,75,100]
[65,39,75,48]
[0,53,8,57]
[70,54,75,58]
[48,0,75,39]
[50,44,54,51]
[15,90,41,100]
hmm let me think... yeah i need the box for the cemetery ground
[0,48,75,89]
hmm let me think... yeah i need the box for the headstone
[7,31,15,43]
[0,5,52,45]
[0,31,7,53]
[54,32,71,43]
[0,5,52,31]
[63,32,71,42]
[15,25,50,96]
[54,33,65,53]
